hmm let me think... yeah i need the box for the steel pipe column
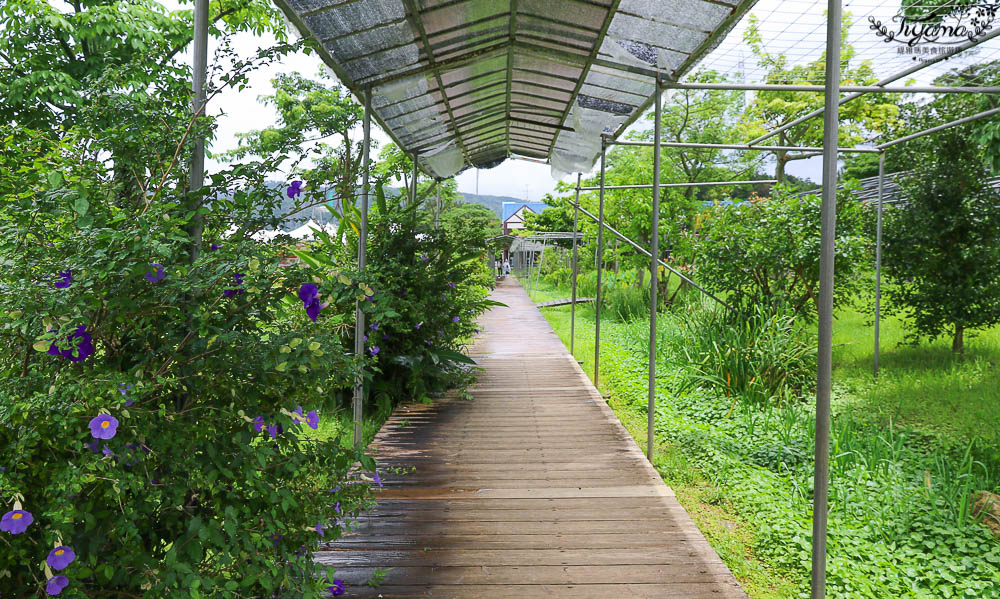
[648,82,661,462]
[435,180,442,228]
[594,139,608,387]
[187,0,209,263]
[410,155,418,206]
[353,89,372,450]
[812,1,842,596]
[874,152,886,376]
[571,174,581,355]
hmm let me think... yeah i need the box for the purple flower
[48,325,94,362]
[253,416,265,433]
[369,322,379,331]
[315,520,325,537]
[448,282,456,288]
[362,335,367,342]
[210,243,222,250]
[372,471,382,489]
[101,446,113,456]
[305,409,319,430]
[366,295,374,303]
[46,546,75,570]
[328,580,346,596]
[334,501,342,515]
[45,576,69,596]
[144,264,165,283]
[85,439,101,454]
[118,384,132,396]
[421,255,429,262]
[89,414,118,440]
[298,283,324,322]
[54,269,73,289]
[224,272,245,297]
[415,322,422,330]
[125,400,134,407]
[369,345,380,356]
[0,510,33,534]
[452,316,460,323]
[287,180,304,199]
[267,424,278,439]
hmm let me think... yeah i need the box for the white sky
[172,0,999,198]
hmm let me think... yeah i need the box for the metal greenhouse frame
[186,1,1000,596]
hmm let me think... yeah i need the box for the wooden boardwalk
[317,277,747,598]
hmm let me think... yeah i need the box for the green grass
[832,305,1000,443]
[530,274,1000,598]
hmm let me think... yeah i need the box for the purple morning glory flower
[369,322,379,331]
[421,255,429,262]
[298,283,324,322]
[415,322,422,329]
[334,501,342,515]
[54,269,73,289]
[89,414,118,440]
[210,243,222,250]
[370,345,380,356]
[85,439,101,454]
[372,471,382,489]
[118,384,132,396]
[46,546,75,570]
[45,576,69,596]
[315,520,325,537]
[366,295,374,303]
[287,180,304,199]
[125,400,134,407]
[0,510,33,534]
[448,282,456,288]
[224,272,245,297]
[328,580,346,596]
[144,264,165,283]
[452,316,460,323]
[305,409,318,430]
[362,335,367,342]
[267,424,278,439]
[101,446,113,456]
[48,325,94,362]
[253,416,265,433]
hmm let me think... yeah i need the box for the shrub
[669,303,817,406]
[693,185,868,320]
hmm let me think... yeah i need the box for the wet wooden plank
[315,278,746,598]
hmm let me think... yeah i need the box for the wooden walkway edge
[316,277,748,598]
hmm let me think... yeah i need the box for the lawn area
[529,276,1000,599]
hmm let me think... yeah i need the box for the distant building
[501,202,551,235]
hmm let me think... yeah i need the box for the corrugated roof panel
[274,0,758,175]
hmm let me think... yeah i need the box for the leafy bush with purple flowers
[0,60,377,598]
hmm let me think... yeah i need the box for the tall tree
[880,68,1000,352]
[738,13,899,182]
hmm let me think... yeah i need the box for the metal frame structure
[186,1,1000,596]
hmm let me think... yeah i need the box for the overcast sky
[173,0,991,199]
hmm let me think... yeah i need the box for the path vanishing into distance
[316,277,747,598]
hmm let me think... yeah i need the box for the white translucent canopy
[273,0,757,178]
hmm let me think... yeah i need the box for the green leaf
[73,197,89,216]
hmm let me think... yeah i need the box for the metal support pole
[594,139,608,386]
[434,180,441,228]
[648,82,661,462]
[578,179,777,191]
[661,81,1000,94]
[812,1,842,597]
[410,155,418,206]
[877,106,1000,150]
[874,151,886,376]
[187,0,209,263]
[353,88,372,451]
[571,174,581,355]
[533,237,547,299]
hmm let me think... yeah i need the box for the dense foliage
[693,185,868,319]
[0,21,494,598]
